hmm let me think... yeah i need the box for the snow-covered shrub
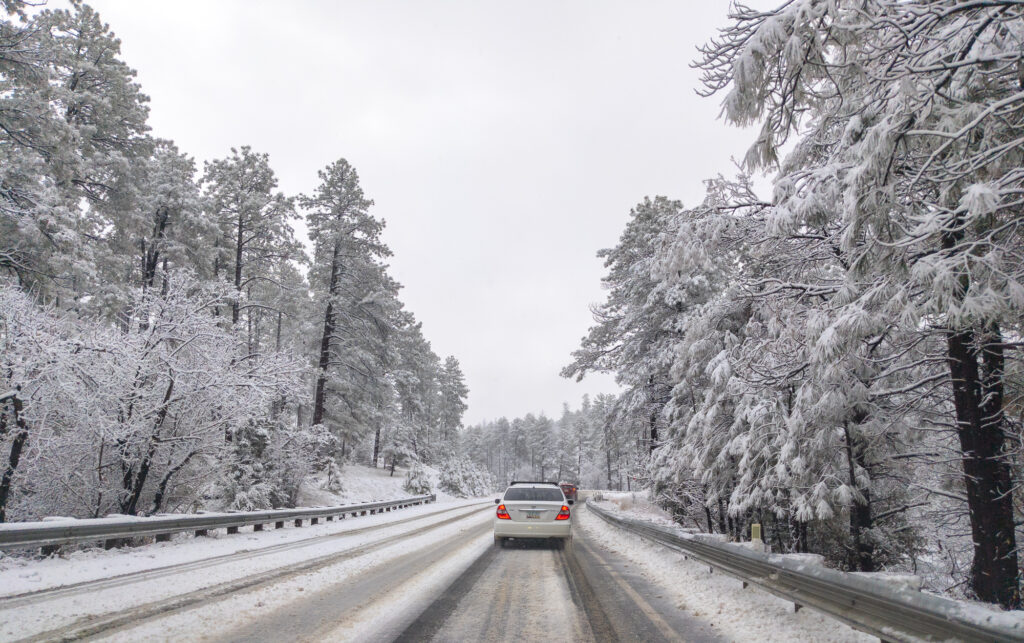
[221,418,317,511]
[403,463,432,495]
[322,457,344,492]
[438,457,494,497]
[0,275,306,520]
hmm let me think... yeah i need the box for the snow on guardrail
[0,494,436,550]
[586,499,1023,643]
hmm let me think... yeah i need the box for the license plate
[525,511,540,519]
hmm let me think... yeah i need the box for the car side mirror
[494,498,500,504]
[567,499,575,505]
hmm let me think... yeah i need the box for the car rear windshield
[504,487,564,502]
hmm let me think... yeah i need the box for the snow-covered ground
[296,463,459,507]
[586,489,1024,635]
[0,463,463,596]
[0,497,489,640]
[102,508,493,642]
[12,477,1009,642]
[588,489,680,529]
[0,497,480,600]
[576,500,875,642]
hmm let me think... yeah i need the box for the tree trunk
[142,206,170,292]
[121,378,174,515]
[605,447,613,490]
[843,421,875,572]
[275,311,283,351]
[312,242,342,428]
[93,438,106,518]
[0,391,29,522]
[232,209,244,325]
[649,408,658,453]
[150,449,198,514]
[947,325,1020,608]
[372,424,382,468]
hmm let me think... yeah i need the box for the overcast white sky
[80,0,757,425]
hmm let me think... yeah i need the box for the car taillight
[496,504,511,520]
[555,505,570,520]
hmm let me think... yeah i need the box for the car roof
[507,481,559,487]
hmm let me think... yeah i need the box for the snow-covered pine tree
[437,356,469,446]
[202,146,302,336]
[1,1,151,304]
[697,0,1024,606]
[301,158,398,461]
[563,196,685,455]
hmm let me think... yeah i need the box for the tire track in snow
[1,501,487,610]
[12,505,489,643]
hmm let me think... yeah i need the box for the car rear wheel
[494,535,505,547]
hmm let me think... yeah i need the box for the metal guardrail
[586,500,1023,643]
[0,494,436,550]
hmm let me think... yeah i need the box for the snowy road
[394,518,722,642]
[0,502,491,642]
[1,500,871,642]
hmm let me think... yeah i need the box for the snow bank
[577,503,874,642]
[297,463,460,507]
[0,497,480,599]
[588,490,688,530]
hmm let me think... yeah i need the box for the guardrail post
[104,538,123,549]
[294,519,303,527]
[275,521,285,529]
[311,517,319,525]
[41,544,60,556]
[195,529,208,537]
[360,510,367,516]
[227,526,238,534]
[254,524,264,531]
[326,516,333,522]
[156,533,171,542]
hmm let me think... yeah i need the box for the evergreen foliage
[0,3,468,525]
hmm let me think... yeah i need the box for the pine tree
[697,0,1024,607]
[438,356,469,445]
[202,146,302,335]
[301,158,398,459]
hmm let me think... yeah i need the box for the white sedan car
[493,481,573,548]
